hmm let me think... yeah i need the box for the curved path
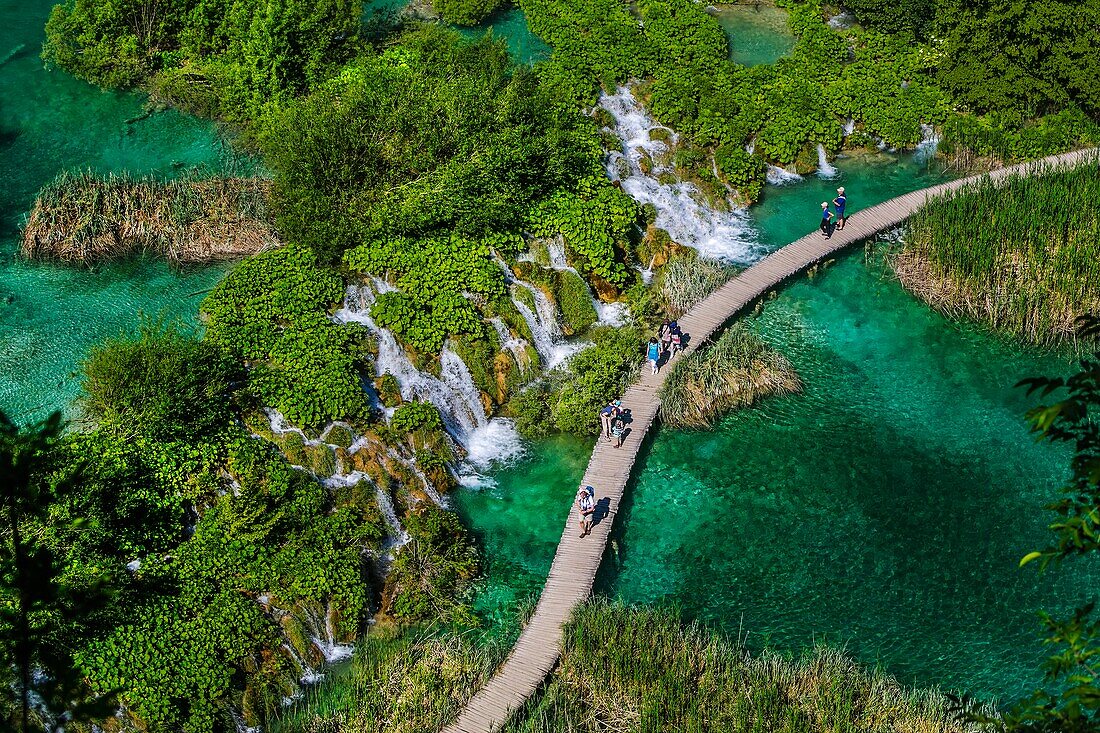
[444,148,1095,733]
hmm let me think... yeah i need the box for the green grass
[658,253,738,319]
[894,154,1100,345]
[659,325,800,429]
[274,600,987,733]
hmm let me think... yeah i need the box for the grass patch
[501,599,986,733]
[21,170,277,265]
[274,600,987,733]
[893,155,1100,345]
[658,253,738,318]
[659,325,800,429]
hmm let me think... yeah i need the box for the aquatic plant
[658,252,738,318]
[892,155,1100,345]
[21,170,278,265]
[659,325,801,428]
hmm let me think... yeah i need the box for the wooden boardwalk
[443,148,1095,733]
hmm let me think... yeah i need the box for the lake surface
[0,0,239,423]
[455,151,1095,702]
[714,3,796,66]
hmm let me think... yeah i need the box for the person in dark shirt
[832,187,847,231]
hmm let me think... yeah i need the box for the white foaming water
[767,164,803,186]
[828,10,855,28]
[512,281,587,370]
[595,300,629,326]
[842,118,856,136]
[914,124,940,165]
[334,284,525,471]
[599,87,759,264]
[490,317,530,363]
[816,144,840,179]
[546,237,569,269]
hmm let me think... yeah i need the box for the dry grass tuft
[21,170,279,265]
[659,325,801,429]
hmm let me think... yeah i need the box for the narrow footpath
[443,148,1096,733]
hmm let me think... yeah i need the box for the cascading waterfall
[599,87,759,264]
[766,164,803,186]
[842,118,856,136]
[538,237,629,328]
[816,144,840,179]
[914,124,940,164]
[333,284,524,471]
[511,280,587,370]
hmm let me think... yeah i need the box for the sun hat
[614,400,621,406]
[821,201,828,208]
[838,186,845,193]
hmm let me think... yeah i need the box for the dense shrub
[390,402,444,435]
[557,270,599,334]
[43,0,363,121]
[82,322,242,443]
[387,505,479,623]
[434,0,504,25]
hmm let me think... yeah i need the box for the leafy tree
[0,412,114,732]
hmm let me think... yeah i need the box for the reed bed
[659,325,801,429]
[501,600,989,733]
[272,601,991,733]
[659,254,738,319]
[893,154,1100,345]
[21,169,278,265]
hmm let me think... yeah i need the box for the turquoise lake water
[454,152,1095,702]
[714,4,796,66]
[0,0,240,423]
[2,0,1091,706]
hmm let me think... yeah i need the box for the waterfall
[599,87,759,264]
[595,301,628,326]
[546,237,569,269]
[766,165,803,185]
[842,118,856,136]
[816,144,840,179]
[333,284,524,471]
[914,124,940,164]
[490,317,529,363]
[511,281,587,370]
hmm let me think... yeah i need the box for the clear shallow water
[459,147,1095,701]
[0,0,243,423]
[457,8,551,65]
[714,3,796,66]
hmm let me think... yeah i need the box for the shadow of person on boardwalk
[591,497,611,526]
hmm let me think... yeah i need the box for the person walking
[576,485,595,537]
[647,337,661,375]
[659,319,673,354]
[599,400,621,441]
[610,416,626,448]
[832,187,847,230]
[820,202,834,237]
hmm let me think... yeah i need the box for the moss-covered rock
[322,423,356,448]
[556,269,599,334]
[375,373,403,408]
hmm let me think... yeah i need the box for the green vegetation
[660,326,801,429]
[657,252,737,319]
[44,0,363,122]
[21,170,276,264]
[385,505,479,623]
[1003,320,1100,731]
[0,412,115,732]
[275,600,976,732]
[511,327,642,437]
[434,0,505,26]
[201,243,368,426]
[892,158,1100,345]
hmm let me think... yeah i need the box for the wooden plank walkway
[443,148,1095,733]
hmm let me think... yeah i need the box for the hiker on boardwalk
[599,400,621,441]
[658,319,673,354]
[668,319,683,356]
[576,485,595,537]
[610,415,627,448]
[832,187,847,230]
[646,337,661,374]
[820,202,834,237]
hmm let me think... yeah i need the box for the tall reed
[659,254,738,319]
[893,153,1100,345]
[21,169,278,265]
[659,325,801,428]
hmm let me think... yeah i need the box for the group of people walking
[819,187,847,237]
[647,318,684,375]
